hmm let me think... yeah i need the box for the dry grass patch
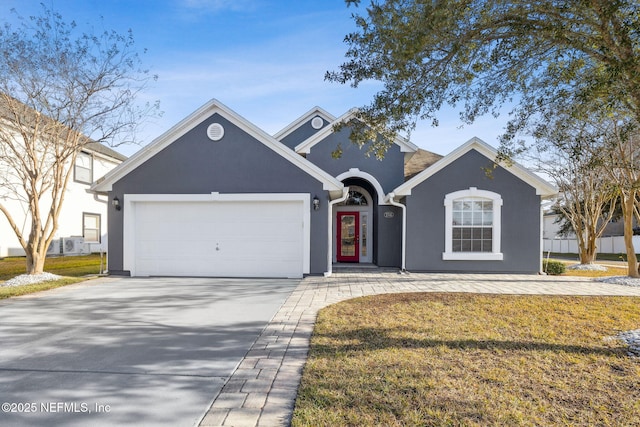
[564,267,628,277]
[293,293,640,426]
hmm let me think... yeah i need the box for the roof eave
[295,109,418,154]
[393,137,557,198]
[90,99,344,194]
[273,106,336,141]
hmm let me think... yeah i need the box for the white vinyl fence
[543,236,640,254]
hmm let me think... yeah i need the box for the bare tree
[0,5,158,274]
[529,103,640,277]
[601,123,640,277]
[532,137,617,265]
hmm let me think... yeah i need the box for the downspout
[386,192,407,273]
[89,190,108,274]
[539,201,544,274]
[91,191,109,205]
[325,187,350,277]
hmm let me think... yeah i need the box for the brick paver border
[199,272,640,427]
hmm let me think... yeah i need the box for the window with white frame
[74,152,93,184]
[83,213,101,243]
[443,187,503,260]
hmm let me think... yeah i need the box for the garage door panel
[130,198,306,278]
[248,239,300,255]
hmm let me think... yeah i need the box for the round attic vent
[207,123,225,141]
[311,117,324,130]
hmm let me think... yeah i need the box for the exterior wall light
[313,195,320,211]
[112,196,121,211]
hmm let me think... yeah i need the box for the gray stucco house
[91,99,556,278]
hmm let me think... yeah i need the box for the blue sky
[1,0,509,157]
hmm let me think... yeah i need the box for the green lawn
[293,293,640,426]
[0,253,105,281]
[0,254,105,299]
[0,277,88,299]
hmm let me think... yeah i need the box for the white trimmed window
[443,187,503,261]
[83,213,101,243]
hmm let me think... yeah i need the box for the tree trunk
[622,193,639,278]
[578,236,597,265]
[25,245,46,275]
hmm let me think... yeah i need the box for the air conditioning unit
[47,239,61,255]
[63,237,84,255]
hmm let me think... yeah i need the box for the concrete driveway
[0,276,299,427]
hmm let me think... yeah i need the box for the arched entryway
[332,172,382,264]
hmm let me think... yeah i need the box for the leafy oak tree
[329,0,640,275]
[0,5,158,274]
[328,0,640,158]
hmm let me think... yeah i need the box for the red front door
[337,212,359,262]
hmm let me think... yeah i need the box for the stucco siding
[375,205,402,267]
[108,112,328,275]
[279,117,329,150]
[405,149,542,273]
[305,127,405,194]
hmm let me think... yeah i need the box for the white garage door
[124,194,309,278]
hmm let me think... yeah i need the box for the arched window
[443,187,503,261]
[345,190,368,206]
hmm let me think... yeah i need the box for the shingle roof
[1,94,127,162]
[404,148,443,180]
[84,141,127,161]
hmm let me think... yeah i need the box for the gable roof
[392,137,557,198]
[294,109,419,155]
[1,94,127,163]
[273,106,336,141]
[91,99,344,196]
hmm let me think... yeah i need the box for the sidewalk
[198,272,640,427]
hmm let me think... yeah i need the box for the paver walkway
[198,272,640,427]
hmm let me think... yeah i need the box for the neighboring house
[543,212,566,240]
[542,210,640,255]
[91,99,556,278]
[0,141,126,257]
[543,211,637,239]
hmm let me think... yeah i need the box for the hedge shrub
[543,259,566,275]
